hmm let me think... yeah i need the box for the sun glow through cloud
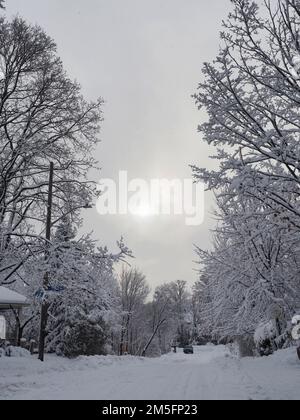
[131,203,154,218]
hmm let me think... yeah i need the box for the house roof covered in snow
[0,287,29,310]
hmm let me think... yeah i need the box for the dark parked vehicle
[183,345,194,354]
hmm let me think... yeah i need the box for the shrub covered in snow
[254,322,277,356]
[48,308,109,358]
[0,346,31,358]
[8,346,31,358]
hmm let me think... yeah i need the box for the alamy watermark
[96,171,205,226]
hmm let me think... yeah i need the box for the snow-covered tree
[0,17,103,285]
[192,0,300,353]
[28,220,130,357]
[119,268,150,355]
[193,0,300,228]
[0,11,138,359]
[151,281,193,349]
[193,191,300,346]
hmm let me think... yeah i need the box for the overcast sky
[7,0,232,291]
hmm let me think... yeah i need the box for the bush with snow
[292,315,300,325]
[8,347,31,358]
[254,322,277,356]
[0,346,31,358]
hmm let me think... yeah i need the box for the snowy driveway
[0,345,299,400]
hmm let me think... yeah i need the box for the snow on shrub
[6,347,31,358]
[254,321,277,356]
[292,315,300,325]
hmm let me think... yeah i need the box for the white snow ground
[0,345,299,400]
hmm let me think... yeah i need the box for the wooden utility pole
[38,162,54,362]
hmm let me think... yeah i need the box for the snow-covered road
[1,345,299,400]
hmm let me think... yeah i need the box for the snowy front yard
[0,345,299,400]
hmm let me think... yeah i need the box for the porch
[0,286,30,347]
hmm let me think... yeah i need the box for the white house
[0,287,30,341]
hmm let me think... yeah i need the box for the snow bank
[0,353,146,381]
